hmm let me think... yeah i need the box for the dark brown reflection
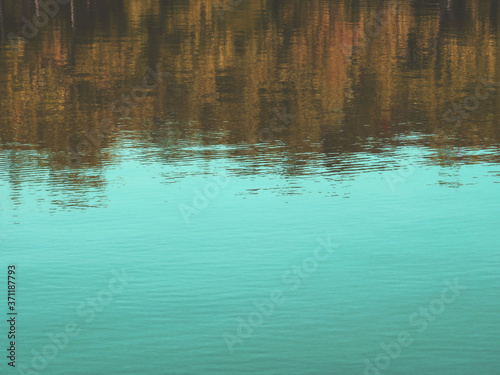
[0,0,499,173]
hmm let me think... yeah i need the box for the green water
[1,0,500,374]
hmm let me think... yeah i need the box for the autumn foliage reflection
[0,0,499,169]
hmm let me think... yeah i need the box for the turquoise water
[1,140,499,374]
[1,0,500,374]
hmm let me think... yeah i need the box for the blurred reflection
[0,0,499,204]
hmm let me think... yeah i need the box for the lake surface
[0,1,499,374]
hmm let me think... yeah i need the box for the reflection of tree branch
[0,0,4,43]
[70,0,74,30]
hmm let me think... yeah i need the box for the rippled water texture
[0,1,499,374]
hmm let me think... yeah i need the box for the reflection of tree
[0,149,107,210]
[0,0,5,44]
[0,0,498,172]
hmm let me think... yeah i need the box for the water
[0,1,499,374]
